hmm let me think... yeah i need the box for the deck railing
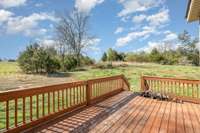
[141,76,200,103]
[0,75,129,133]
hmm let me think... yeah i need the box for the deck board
[27,91,200,133]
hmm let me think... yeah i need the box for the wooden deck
[26,91,200,133]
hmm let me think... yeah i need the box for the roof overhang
[186,0,200,22]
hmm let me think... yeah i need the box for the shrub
[63,56,78,71]
[18,43,60,74]
[81,56,94,66]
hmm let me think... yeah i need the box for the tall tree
[101,52,107,62]
[56,9,93,66]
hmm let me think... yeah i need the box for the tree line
[101,31,199,66]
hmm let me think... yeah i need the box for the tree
[107,48,118,61]
[101,52,107,62]
[117,52,126,61]
[178,30,199,66]
[18,43,60,74]
[149,48,164,63]
[56,9,93,66]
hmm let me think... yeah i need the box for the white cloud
[5,12,58,36]
[0,10,13,23]
[163,31,177,42]
[132,14,146,23]
[83,38,101,52]
[118,0,164,17]
[135,31,178,53]
[35,3,43,7]
[40,39,57,47]
[75,0,104,13]
[146,9,169,27]
[0,0,27,8]
[116,26,155,47]
[114,27,124,34]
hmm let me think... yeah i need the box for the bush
[18,43,60,74]
[45,56,61,73]
[63,56,78,71]
[81,56,94,66]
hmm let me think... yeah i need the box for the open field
[0,62,200,92]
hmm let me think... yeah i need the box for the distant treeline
[101,31,199,66]
[0,59,16,62]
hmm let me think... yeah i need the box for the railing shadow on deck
[26,92,138,133]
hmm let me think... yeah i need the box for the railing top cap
[142,75,200,82]
[0,74,125,95]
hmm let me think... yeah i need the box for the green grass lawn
[0,62,21,76]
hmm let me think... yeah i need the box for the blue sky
[0,0,198,60]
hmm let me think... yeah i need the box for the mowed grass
[0,62,21,76]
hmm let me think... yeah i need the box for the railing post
[141,76,145,92]
[86,81,91,106]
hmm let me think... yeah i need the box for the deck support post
[86,81,91,106]
[199,16,200,66]
[141,76,145,92]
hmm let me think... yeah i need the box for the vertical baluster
[79,86,81,104]
[42,94,45,116]
[36,95,39,119]
[80,86,82,103]
[83,86,86,102]
[197,84,199,98]
[76,86,78,104]
[23,97,26,123]
[62,89,64,109]
[73,87,75,105]
[30,96,32,121]
[192,84,194,98]
[97,83,99,96]
[182,83,185,96]
[185,83,187,97]
[66,89,68,108]
[175,81,181,95]
[48,92,50,114]
[94,83,96,97]
[74,86,77,105]
[53,91,55,112]
[70,88,72,107]
[171,81,174,94]
[6,101,9,130]
[58,91,60,111]
[15,99,18,127]
[98,82,101,96]
[167,81,170,94]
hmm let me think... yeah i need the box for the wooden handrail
[0,74,129,133]
[141,76,200,103]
